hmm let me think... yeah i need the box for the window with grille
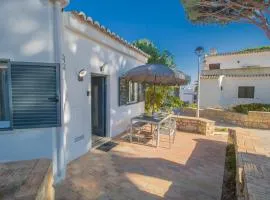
[128,81,138,103]
[238,86,255,98]
[209,63,220,70]
[118,77,144,106]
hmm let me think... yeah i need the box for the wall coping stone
[172,115,215,136]
[181,107,270,129]
[173,115,215,123]
[0,159,53,200]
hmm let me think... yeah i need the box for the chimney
[210,48,218,56]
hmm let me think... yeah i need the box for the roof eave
[70,11,150,59]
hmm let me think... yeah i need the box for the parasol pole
[152,75,157,115]
[151,75,157,135]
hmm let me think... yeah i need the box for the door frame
[90,73,109,139]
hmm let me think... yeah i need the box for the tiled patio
[234,128,270,199]
[55,131,227,200]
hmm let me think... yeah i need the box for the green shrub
[233,103,270,114]
[186,103,197,108]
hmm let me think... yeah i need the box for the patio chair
[153,117,176,148]
[128,121,147,143]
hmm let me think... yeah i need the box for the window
[238,86,255,98]
[209,63,220,70]
[11,62,60,129]
[128,81,138,103]
[0,61,61,130]
[119,78,144,106]
[0,61,11,129]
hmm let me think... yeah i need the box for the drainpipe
[51,0,69,184]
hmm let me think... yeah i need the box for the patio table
[130,113,172,147]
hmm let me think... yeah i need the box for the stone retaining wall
[180,108,270,129]
[0,159,53,200]
[173,115,215,136]
[231,128,270,200]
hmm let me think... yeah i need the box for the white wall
[180,86,195,104]
[0,0,55,63]
[63,12,147,162]
[205,51,270,70]
[0,0,56,162]
[201,77,270,108]
[200,79,221,108]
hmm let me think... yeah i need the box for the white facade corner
[201,51,270,108]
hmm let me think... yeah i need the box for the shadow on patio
[55,132,227,200]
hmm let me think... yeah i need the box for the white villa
[200,48,270,108]
[0,0,148,182]
[180,84,197,104]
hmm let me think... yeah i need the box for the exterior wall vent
[74,135,85,143]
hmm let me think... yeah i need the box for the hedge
[233,103,270,114]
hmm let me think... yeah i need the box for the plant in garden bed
[221,132,236,200]
[215,127,228,132]
[233,103,270,114]
[133,39,187,113]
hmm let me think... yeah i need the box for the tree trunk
[265,29,270,40]
[260,25,270,40]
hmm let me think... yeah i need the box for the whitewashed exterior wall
[200,79,220,108]
[201,51,270,108]
[63,13,147,162]
[0,3,147,173]
[0,0,57,162]
[180,86,195,104]
[204,51,270,70]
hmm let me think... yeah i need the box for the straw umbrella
[123,64,189,113]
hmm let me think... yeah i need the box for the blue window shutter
[11,63,60,129]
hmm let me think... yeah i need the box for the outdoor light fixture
[100,63,107,72]
[0,64,7,69]
[195,46,205,118]
[78,69,87,81]
[218,75,225,91]
[0,60,8,69]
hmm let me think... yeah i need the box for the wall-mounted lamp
[78,69,87,81]
[0,60,9,69]
[0,64,7,69]
[100,63,107,72]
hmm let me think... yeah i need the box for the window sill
[126,101,144,106]
[126,101,138,106]
[0,121,11,130]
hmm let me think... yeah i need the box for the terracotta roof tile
[70,11,150,58]
[207,48,270,57]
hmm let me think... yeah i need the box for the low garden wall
[173,115,215,136]
[180,108,270,129]
[0,159,53,200]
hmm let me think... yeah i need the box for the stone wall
[36,165,54,200]
[0,159,53,200]
[173,115,215,136]
[231,128,270,200]
[180,108,270,129]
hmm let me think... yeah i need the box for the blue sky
[66,0,269,82]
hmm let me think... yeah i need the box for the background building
[180,83,197,104]
[200,48,270,108]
